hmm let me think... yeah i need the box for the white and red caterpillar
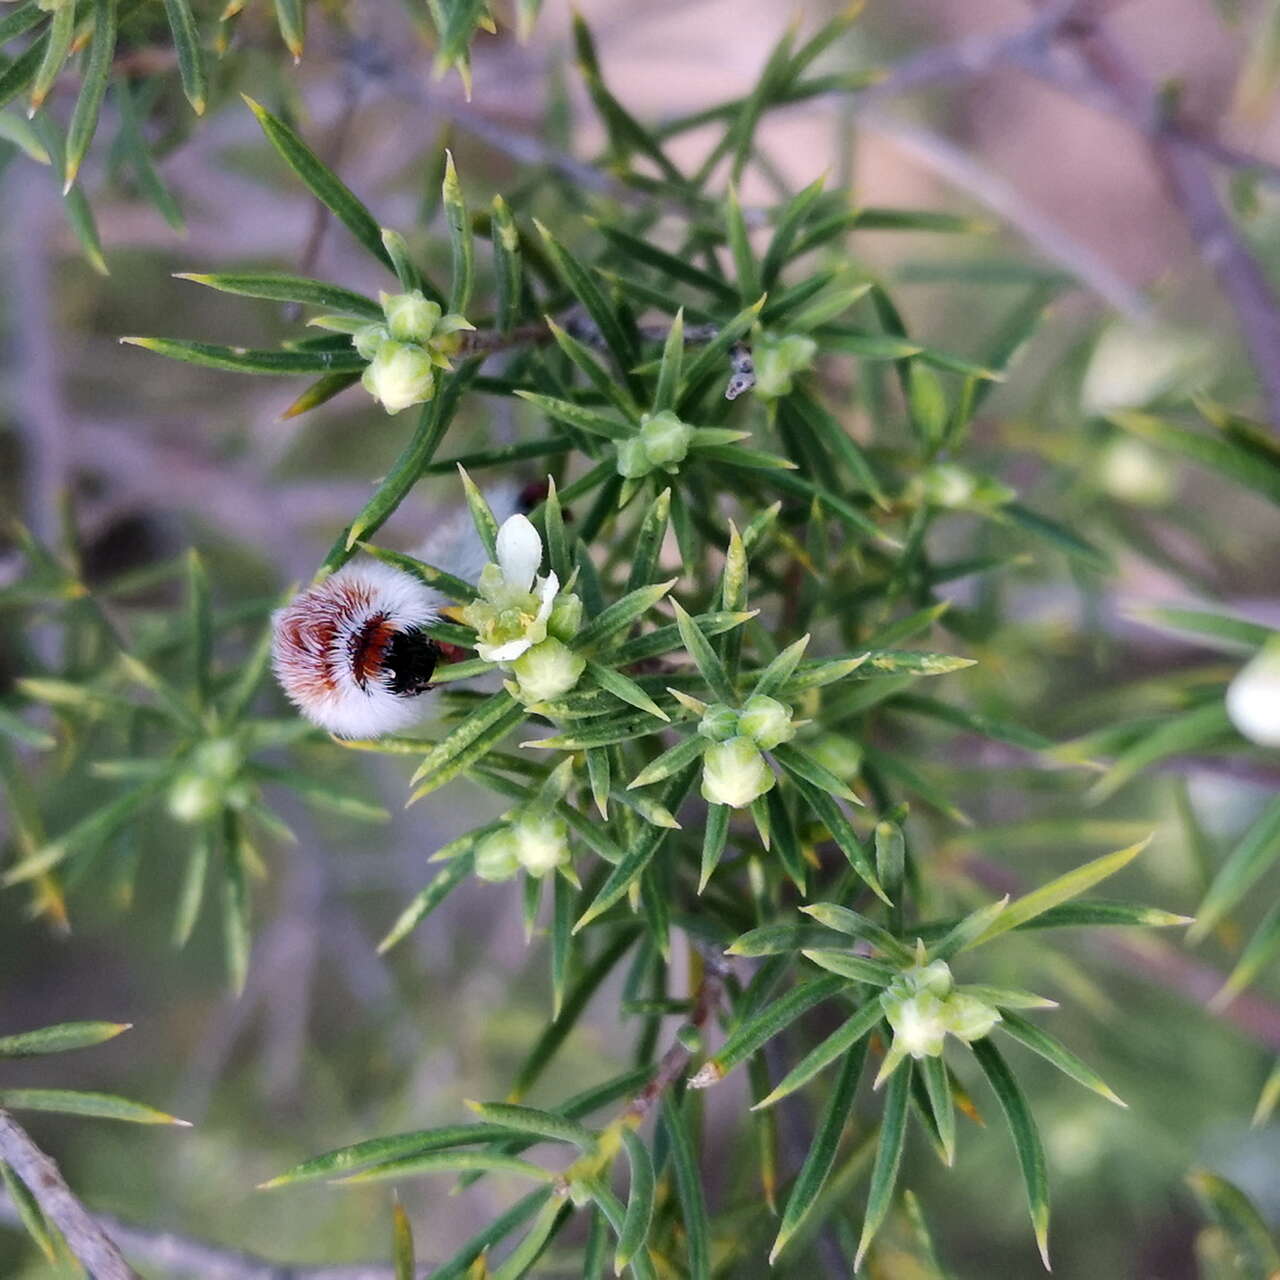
[271,488,517,739]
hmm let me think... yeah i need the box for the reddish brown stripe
[350,614,395,688]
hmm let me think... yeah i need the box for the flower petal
[495,514,543,593]
[479,636,534,663]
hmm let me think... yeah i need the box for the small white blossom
[512,638,586,704]
[1226,638,1280,748]
[700,735,775,809]
[462,514,562,663]
[510,811,570,877]
[361,341,436,415]
[884,991,948,1059]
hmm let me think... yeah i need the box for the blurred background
[3,0,1280,1275]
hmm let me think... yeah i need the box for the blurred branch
[0,1187,419,1279]
[0,1109,139,1280]
[1026,3,1280,429]
[858,108,1151,319]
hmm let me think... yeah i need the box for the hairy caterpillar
[272,488,516,738]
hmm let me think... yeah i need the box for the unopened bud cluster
[752,332,817,400]
[356,291,474,414]
[475,809,571,882]
[881,959,1000,1060]
[698,695,795,808]
[615,411,694,480]
[167,737,249,824]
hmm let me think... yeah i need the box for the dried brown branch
[0,1109,139,1280]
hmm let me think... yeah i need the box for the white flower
[510,812,570,877]
[1226,638,1280,748]
[700,735,775,809]
[462,514,562,664]
[361,341,436,414]
[512,638,585,704]
[738,694,795,751]
[884,991,948,1059]
[1099,438,1174,506]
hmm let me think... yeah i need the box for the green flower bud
[380,290,442,344]
[805,733,863,781]
[353,323,390,361]
[615,437,652,480]
[738,693,795,750]
[361,341,436,414]
[638,410,693,471]
[167,773,221,825]
[474,828,521,882]
[754,333,816,399]
[697,703,740,742]
[510,811,570,877]
[941,993,1001,1043]
[912,960,954,998]
[884,990,948,1059]
[920,463,977,509]
[700,735,774,809]
[512,637,586,704]
[547,593,584,643]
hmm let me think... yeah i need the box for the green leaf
[800,950,895,986]
[259,1120,522,1189]
[626,488,672,592]
[120,336,363,376]
[536,219,639,387]
[1109,409,1280,505]
[30,0,73,115]
[1187,1170,1280,1280]
[0,1021,131,1058]
[273,0,303,57]
[928,897,1010,963]
[611,611,755,667]
[1191,796,1280,942]
[0,1089,188,1126]
[628,733,706,790]
[591,224,735,302]
[244,96,394,271]
[967,837,1153,949]
[378,847,480,954]
[918,1053,956,1167]
[698,974,845,1084]
[725,921,843,957]
[616,1127,655,1273]
[754,999,881,1112]
[337,1150,558,1186]
[971,1038,1050,1268]
[698,801,731,894]
[672,599,735,703]
[788,776,886,900]
[114,78,183,231]
[1131,605,1273,654]
[677,297,766,414]
[574,580,678,652]
[853,1059,914,1270]
[63,0,114,189]
[772,742,861,804]
[155,0,205,115]
[491,195,523,334]
[997,1012,1125,1107]
[491,1196,570,1280]
[442,151,473,314]
[659,1095,709,1280]
[176,273,381,318]
[432,1190,554,1280]
[0,38,45,118]
[770,1033,869,1263]
[221,813,251,995]
[1088,702,1232,803]
[799,904,911,963]
[1001,502,1110,572]
[463,1100,596,1150]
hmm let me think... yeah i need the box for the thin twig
[0,1109,139,1280]
[0,1187,419,1279]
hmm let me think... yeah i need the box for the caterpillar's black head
[384,628,440,696]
